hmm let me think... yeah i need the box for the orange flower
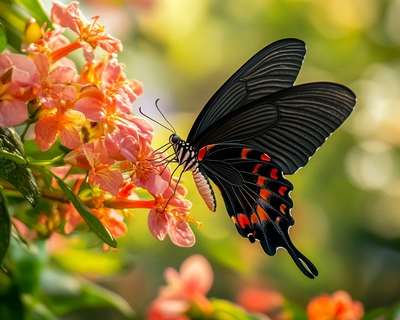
[34,108,85,151]
[307,290,364,320]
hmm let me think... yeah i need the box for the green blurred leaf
[0,282,25,320]
[0,128,41,207]
[41,268,134,318]
[283,300,307,320]
[22,294,57,320]
[210,299,265,320]
[16,0,52,28]
[0,22,7,51]
[0,190,11,265]
[9,237,47,295]
[50,173,117,248]
[363,302,400,320]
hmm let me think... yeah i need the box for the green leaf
[41,268,134,318]
[0,127,25,159]
[209,299,265,320]
[0,190,11,265]
[0,22,7,52]
[16,0,53,29]
[50,173,117,248]
[9,237,47,295]
[0,128,41,207]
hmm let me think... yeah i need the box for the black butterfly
[162,38,356,278]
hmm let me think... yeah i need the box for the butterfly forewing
[188,39,306,144]
[245,82,356,174]
[192,82,356,174]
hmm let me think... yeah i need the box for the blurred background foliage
[3,0,400,318]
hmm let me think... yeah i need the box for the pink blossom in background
[148,255,214,320]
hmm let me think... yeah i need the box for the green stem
[27,154,65,167]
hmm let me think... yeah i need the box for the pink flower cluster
[0,1,195,246]
[149,255,365,320]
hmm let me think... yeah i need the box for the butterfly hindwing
[188,39,306,144]
[197,144,318,278]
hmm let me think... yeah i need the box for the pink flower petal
[75,96,105,122]
[180,255,213,295]
[51,1,82,34]
[89,169,123,196]
[34,113,59,151]
[147,173,169,194]
[59,125,81,150]
[167,217,195,248]
[0,99,29,127]
[48,65,77,84]
[148,208,168,241]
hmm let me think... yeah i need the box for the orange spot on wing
[241,148,251,159]
[207,144,215,151]
[238,214,251,229]
[251,213,259,224]
[252,163,262,173]
[231,216,238,225]
[280,204,287,214]
[257,176,266,186]
[270,168,279,180]
[260,189,272,200]
[278,186,288,196]
[256,205,270,221]
[261,153,271,162]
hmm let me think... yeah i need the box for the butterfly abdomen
[172,136,217,211]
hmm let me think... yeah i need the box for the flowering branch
[0,0,197,253]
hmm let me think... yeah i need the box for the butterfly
[158,38,356,278]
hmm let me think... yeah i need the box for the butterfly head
[169,134,181,145]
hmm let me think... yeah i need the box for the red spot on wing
[278,186,288,196]
[260,189,272,200]
[237,214,251,229]
[270,168,279,179]
[197,144,215,161]
[241,148,251,159]
[280,204,287,214]
[257,176,266,186]
[252,163,262,173]
[261,153,271,162]
[198,147,206,161]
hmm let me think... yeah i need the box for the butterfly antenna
[139,105,174,133]
[155,99,176,134]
